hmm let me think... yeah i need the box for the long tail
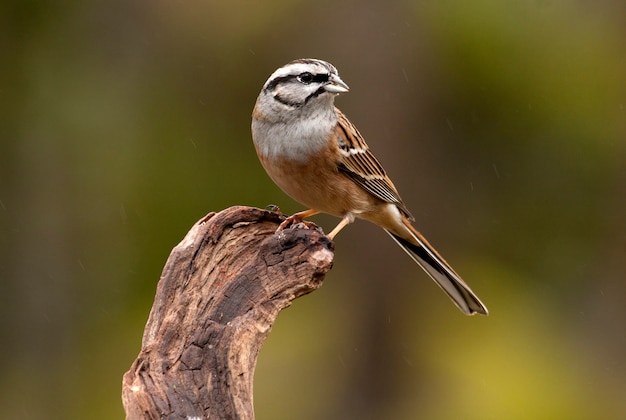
[385,224,488,316]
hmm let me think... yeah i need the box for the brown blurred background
[1,0,625,418]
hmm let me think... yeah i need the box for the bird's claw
[266,204,283,216]
[277,215,319,233]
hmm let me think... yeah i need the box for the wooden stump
[122,206,334,419]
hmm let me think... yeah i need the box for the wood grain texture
[122,206,334,419]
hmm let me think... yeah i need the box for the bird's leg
[277,209,320,232]
[327,213,355,240]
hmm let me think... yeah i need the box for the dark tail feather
[385,230,488,315]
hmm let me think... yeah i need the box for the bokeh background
[2,0,625,418]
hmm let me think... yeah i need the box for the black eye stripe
[264,75,293,92]
[310,74,329,83]
[265,73,330,91]
[298,72,330,84]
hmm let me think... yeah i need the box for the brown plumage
[251,58,488,315]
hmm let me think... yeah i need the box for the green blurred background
[2,0,625,418]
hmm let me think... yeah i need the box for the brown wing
[334,109,414,220]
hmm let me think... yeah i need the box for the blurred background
[1,0,625,418]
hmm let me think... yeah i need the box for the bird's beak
[324,75,350,94]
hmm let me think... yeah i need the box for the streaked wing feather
[334,109,414,219]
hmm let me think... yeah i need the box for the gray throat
[252,94,338,163]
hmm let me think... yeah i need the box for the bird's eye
[297,72,314,84]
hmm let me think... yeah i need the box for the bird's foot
[276,209,321,233]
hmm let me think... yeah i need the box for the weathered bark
[122,206,334,419]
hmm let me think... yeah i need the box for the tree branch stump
[122,206,334,419]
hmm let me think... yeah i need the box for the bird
[251,58,488,315]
